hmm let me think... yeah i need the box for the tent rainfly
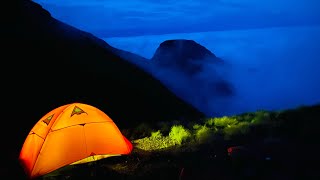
[19,102,133,179]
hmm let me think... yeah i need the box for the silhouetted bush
[131,123,153,139]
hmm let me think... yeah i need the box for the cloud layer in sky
[34,0,320,37]
[30,0,320,116]
[105,26,320,116]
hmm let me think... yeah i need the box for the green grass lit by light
[212,116,238,127]
[169,125,191,145]
[194,125,213,143]
[223,121,251,139]
[133,125,192,151]
[133,133,175,151]
[133,111,277,151]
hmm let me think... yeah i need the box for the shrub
[239,113,255,123]
[223,121,250,139]
[192,124,202,130]
[132,123,153,139]
[169,125,191,145]
[150,130,163,139]
[194,125,213,143]
[251,111,270,124]
[156,121,171,135]
[205,118,215,127]
[213,116,238,127]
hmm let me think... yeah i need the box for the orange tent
[19,102,133,179]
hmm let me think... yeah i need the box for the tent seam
[30,104,71,177]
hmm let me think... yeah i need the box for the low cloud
[107,26,320,116]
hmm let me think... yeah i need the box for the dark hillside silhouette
[1,1,204,178]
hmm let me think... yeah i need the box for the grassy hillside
[41,104,320,179]
[2,1,204,175]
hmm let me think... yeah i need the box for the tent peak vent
[71,106,87,117]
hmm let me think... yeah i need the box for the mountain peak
[151,39,221,74]
[158,39,215,56]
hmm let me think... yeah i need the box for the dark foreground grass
[26,104,320,179]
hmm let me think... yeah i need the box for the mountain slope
[110,39,234,115]
[1,1,204,177]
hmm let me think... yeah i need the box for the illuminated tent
[19,103,133,179]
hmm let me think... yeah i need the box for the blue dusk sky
[33,0,320,37]
[31,0,320,116]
